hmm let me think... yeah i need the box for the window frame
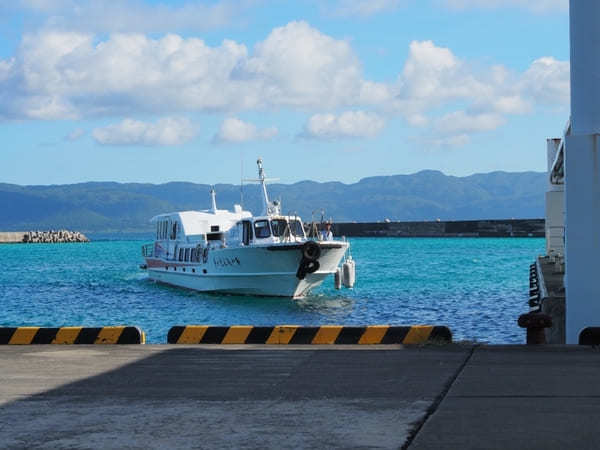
[270,219,288,237]
[253,220,271,239]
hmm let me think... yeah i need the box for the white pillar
[565,1,600,343]
[570,1,600,136]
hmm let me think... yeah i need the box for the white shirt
[321,230,333,241]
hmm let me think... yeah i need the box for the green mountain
[0,170,546,232]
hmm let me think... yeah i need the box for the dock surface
[1,345,599,449]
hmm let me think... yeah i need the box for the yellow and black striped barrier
[167,325,452,345]
[0,326,145,345]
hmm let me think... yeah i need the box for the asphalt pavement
[1,344,599,449]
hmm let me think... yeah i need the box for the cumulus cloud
[520,57,570,106]
[243,21,365,109]
[440,0,567,13]
[0,22,569,147]
[301,111,385,139]
[388,40,569,146]
[213,117,277,143]
[0,22,373,119]
[92,117,195,146]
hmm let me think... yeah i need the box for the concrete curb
[167,325,452,345]
[0,327,145,344]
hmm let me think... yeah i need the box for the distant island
[0,170,545,233]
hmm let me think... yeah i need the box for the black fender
[302,241,321,261]
[296,258,320,279]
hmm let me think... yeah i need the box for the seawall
[0,230,89,244]
[333,218,544,238]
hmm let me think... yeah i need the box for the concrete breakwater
[333,218,544,238]
[0,230,89,244]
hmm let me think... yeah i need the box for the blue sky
[0,0,569,185]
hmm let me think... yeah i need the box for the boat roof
[151,210,251,236]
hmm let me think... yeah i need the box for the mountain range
[0,170,546,232]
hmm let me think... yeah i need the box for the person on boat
[321,222,333,241]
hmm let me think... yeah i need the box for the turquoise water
[0,237,543,343]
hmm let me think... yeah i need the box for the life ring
[302,241,321,261]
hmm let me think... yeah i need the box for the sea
[0,235,543,344]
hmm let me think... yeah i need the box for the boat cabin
[147,207,306,263]
[228,216,305,246]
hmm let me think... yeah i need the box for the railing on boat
[141,243,154,258]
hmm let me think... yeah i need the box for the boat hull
[145,242,348,298]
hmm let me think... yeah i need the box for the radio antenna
[240,153,244,208]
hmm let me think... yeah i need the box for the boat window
[179,248,183,261]
[271,219,288,237]
[207,233,223,241]
[242,221,252,245]
[191,249,196,262]
[185,248,190,262]
[290,220,305,238]
[254,220,271,239]
[211,225,219,232]
[171,222,177,240]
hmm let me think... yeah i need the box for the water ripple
[0,237,543,343]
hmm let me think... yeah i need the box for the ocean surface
[0,236,543,344]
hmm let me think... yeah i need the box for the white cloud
[243,21,364,109]
[393,40,493,116]
[92,117,195,146]
[0,23,569,147]
[302,111,385,139]
[0,59,14,82]
[332,0,404,17]
[426,111,503,148]
[435,111,505,134]
[441,0,567,13]
[214,117,277,143]
[64,128,85,141]
[388,40,569,146]
[428,133,471,148]
[0,22,370,119]
[13,0,250,33]
[520,57,570,106]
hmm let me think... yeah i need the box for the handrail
[141,243,154,258]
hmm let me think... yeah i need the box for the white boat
[141,158,353,297]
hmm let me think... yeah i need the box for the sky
[0,0,570,186]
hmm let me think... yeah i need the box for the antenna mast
[240,156,244,208]
[243,157,280,216]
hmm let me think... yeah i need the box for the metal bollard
[518,312,552,344]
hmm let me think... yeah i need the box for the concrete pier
[1,345,599,449]
[537,256,566,344]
